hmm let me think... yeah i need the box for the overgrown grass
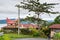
[0,33,37,40]
[4,33,36,38]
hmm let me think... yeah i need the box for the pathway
[15,38,50,40]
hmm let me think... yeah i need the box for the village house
[2,18,38,33]
[49,24,60,38]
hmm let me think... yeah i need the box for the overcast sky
[0,0,60,20]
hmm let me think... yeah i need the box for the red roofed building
[6,18,18,26]
[49,24,60,38]
[2,18,38,33]
[50,24,60,32]
[3,18,38,28]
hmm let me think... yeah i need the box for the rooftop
[49,24,60,28]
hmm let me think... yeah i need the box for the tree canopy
[54,15,60,24]
[20,1,59,14]
[24,16,48,26]
[19,0,59,27]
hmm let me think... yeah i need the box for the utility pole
[15,4,20,35]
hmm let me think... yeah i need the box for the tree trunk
[37,12,40,30]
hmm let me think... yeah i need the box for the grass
[0,34,12,40]
[0,33,35,40]
[0,33,47,40]
[4,33,35,38]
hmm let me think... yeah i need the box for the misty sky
[0,0,60,20]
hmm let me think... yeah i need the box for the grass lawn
[0,33,36,40]
[4,33,36,38]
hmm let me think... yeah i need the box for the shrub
[39,30,47,38]
[20,28,32,35]
[20,27,40,37]
[20,26,48,38]
[29,27,40,37]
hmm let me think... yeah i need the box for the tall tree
[54,15,60,24]
[25,16,48,26]
[19,0,59,29]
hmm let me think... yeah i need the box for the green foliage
[39,30,47,38]
[25,16,42,23]
[0,36,4,40]
[20,1,58,28]
[40,26,50,38]
[20,28,32,35]
[54,15,60,24]
[20,1,58,14]
[25,16,38,23]
[2,29,18,34]
[29,27,40,37]
[51,15,60,25]
[0,30,2,32]
[20,27,40,37]
[3,35,12,40]
[0,35,12,40]
[42,26,50,36]
[4,34,34,38]
[54,32,60,38]
[24,16,48,26]
[20,26,50,38]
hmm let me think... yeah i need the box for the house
[49,24,60,38]
[2,18,38,33]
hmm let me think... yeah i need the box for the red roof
[6,18,15,24]
[49,24,60,28]
[20,24,38,28]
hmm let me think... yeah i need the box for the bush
[20,26,48,38]
[20,28,32,35]
[20,27,40,37]
[29,27,40,37]
[39,31,47,38]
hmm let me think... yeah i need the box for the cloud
[0,0,60,20]
[0,11,17,14]
[40,14,60,20]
